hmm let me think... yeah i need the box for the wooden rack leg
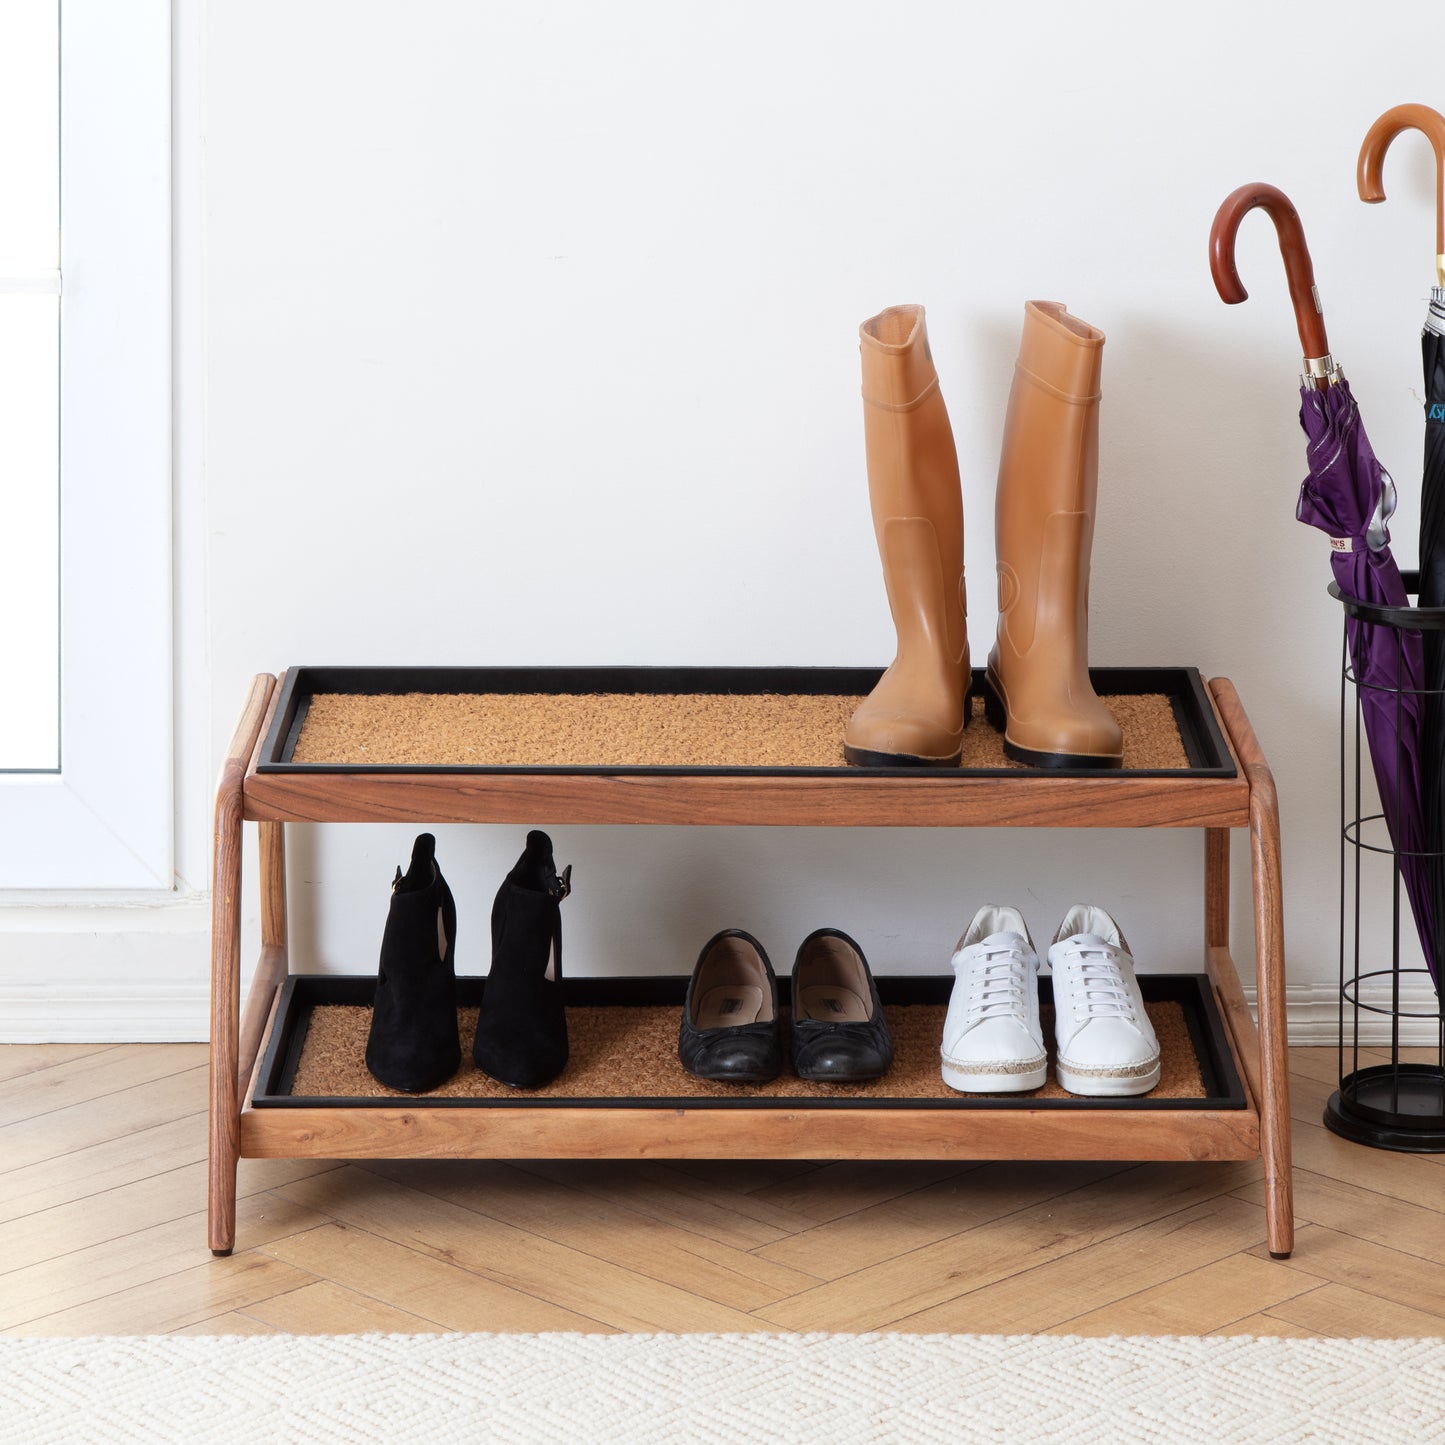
[208,675,275,1257]
[1205,829,1229,951]
[235,823,289,1099]
[1250,766,1293,1257]
[1212,679,1293,1258]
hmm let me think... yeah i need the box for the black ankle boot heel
[365,833,461,1093]
[473,830,572,1089]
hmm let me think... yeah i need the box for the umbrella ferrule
[1303,353,1343,388]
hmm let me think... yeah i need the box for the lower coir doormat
[253,975,1245,1110]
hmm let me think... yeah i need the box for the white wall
[10,0,1445,1039]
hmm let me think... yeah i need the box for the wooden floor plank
[1265,1282,1445,1339]
[0,1044,113,1085]
[272,1167,769,1333]
[670,1161,823,1192]
[168,1311,281,1337]
[238,1279,446,1335]
[1286,1048,1345,1087]
[517,1161,797,1251]
[630,1163,830,1235]
[746,1161,981,1223]
[0,1114,205,1225]
[1206,1310,1323,1339]
[752,1161,1129,1280]
[7,1253,315,1338]
[754,1163,1265,1333]
[0,1045,205,1129]
[0,1065,208,1175]
[1232,1167,1445,1264]
[0,1158,339,1275]
[0,1192,328,1331]
[895,1197,1272,1335]
[1281,1113,1445,1214]
[755,1160,1254,1285]
[1249,1225,1445,1320]
[1038,1250,1323,1337]
[358,1159,822,1308]
[259,1220,611,1334]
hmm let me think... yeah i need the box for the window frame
[0,0,172,890]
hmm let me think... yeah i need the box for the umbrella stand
[1328,574,1445,1151]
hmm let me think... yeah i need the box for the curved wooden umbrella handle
[1357,102,1445,286]
[1210,182,1331,369]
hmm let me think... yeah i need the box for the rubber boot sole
[842,695,970,768]
[978,671,1122,771]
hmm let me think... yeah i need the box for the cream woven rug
[3,1331,1443,1444]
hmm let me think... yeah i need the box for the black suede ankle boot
[365,833,461,1093]
[472,830,571,1089]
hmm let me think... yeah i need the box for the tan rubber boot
[981,300,1122,769]
[844,305,970,768]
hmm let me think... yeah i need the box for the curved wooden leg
[208,676,275,1256]
[1251,781,1293,1257]
[1211,679,1293,1258]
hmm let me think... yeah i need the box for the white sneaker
[941,906,1047,1093]
[1048,905,1160,1096]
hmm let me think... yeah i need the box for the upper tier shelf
[237,667,1252,830]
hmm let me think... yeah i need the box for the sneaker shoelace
[1058,944,1136,1024]
[968,945,1030,1023]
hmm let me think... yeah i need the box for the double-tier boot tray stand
[207,670,1292,1258]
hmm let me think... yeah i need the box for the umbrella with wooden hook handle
[1209,181,1338,390]
[1358,102,1445,289]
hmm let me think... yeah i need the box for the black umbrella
[1359,104,1445,994]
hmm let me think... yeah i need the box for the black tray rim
[252,970,1247,1112]
[256,665,1236,780]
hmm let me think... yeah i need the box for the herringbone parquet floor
[2,1042,1443,1338]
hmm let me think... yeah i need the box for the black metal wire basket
[1326,572,1445,1151]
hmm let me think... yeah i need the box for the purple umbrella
[1212,183,1436,985]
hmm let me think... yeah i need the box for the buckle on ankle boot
[551,864,573,902]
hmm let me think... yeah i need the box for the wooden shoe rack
[207,669,1291,1257]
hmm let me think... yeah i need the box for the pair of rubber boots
[364,830,571,1093]
[843,300,1122,771]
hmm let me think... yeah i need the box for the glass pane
[0,0,59,274]
[0,295,60,769]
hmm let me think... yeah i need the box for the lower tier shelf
[253,972,1246,1113]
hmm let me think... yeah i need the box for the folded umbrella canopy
[1211,182,1435,986]
[1359,105,1445,994]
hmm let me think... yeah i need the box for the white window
[0,1,60,770]
[0,0,171,889]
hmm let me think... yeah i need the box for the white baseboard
[1244,979,1443,1048]
[5,956,1439,1050]
[0,899,219,1043]
[1,980,211,1043]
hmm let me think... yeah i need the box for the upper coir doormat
[260,666,1231,774]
